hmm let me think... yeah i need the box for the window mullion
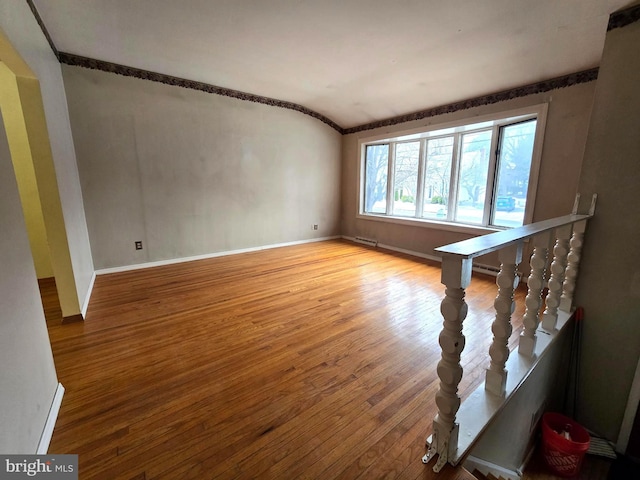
[415,139,426,218]
[484,126,500,225]
[448,134,461,222]
[386,143,395,215]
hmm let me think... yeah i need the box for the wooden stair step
[472,469,508,480]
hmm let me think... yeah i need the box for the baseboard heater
[473,263,501,276]
[353,236,378,247]
[473,263,526,283]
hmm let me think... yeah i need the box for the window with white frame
[360,105,547,230]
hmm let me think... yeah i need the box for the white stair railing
[422,194,596,472]
[519,231,550,357]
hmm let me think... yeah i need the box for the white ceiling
[32,0,632,129]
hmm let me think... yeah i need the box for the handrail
[435,214,591,259]
[422,195,596,473]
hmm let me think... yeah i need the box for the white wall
[575,18,640,442]
[62,66,342,269]
[0,0,94,307]
[0,112,58,453]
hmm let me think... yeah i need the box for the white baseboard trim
[378,242,442,263]
[342,235,501,277]
[341,236,441,263]
[463,455,522,480]
[37,383,65,454]
[96,236,341,275]
[81,271,96,317]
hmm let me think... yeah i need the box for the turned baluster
[486,243,523,396]
[423,256,472,472]
[519,232,551,357]
[542,225,572,330]
[560,220,586,312]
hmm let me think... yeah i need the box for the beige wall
[341,82,596,263]
[62,66,342,270]
[575,19,640,442]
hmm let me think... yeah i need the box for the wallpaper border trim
[58,52,344,132]
[343,68,599,134]
[25,0,59,60]
[608,4,640,31]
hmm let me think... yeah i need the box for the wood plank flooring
[44,240,526,479]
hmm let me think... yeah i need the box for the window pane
[493,120,537,228]
[423,136,453,220]
[364,144,389,214]
[455,130,492,225]
[393,142,420,217]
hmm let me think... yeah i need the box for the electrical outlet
[135,241,143,250]
[313,224,318,230]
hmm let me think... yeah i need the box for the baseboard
[37,383,65,454]
[464,455,522,480]
[342,236,501,276]
[95,236,341,275]
[81,271,96,317]
[378,241,442,263]
[341,236,441,262]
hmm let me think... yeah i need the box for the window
[360,106,546,230]
[393,141,420,217]
[364,144,389,214]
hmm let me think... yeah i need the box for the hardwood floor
[44,240,526,479]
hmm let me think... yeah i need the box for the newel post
[423,255,472,472]
[486,243,523,396]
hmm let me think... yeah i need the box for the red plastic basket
[541,413,590,477]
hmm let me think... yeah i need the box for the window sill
[356,213,503,236]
